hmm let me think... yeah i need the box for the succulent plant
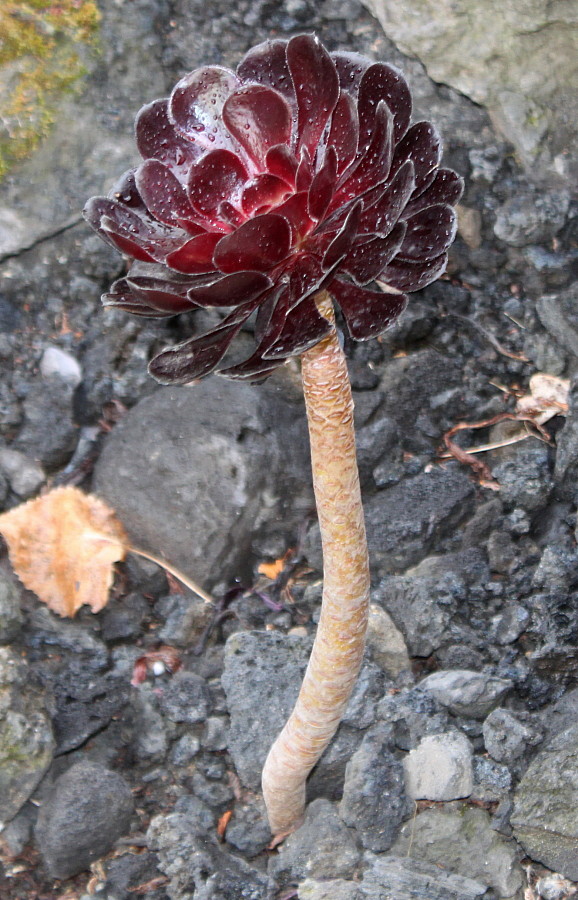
[84,34,461,385]
[84,34,462,836]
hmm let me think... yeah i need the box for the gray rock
[269,798,361,884]
[298,879,363,900]
[224,796,271,857]
[0,446,45,498]
[359,0,578,183]
[35,760,134,879]
[376,685,451,751]
[364,468,475,575]
[511,722,578,880]
[339,724,410,851]
[403,732,473,801]
[0,647,54,828]
[148,810,274,900]
[13,376,78,471]
[493,187,570,247]
[491,442,553,512]
[419,670,512,719]
[202,716,229,751]
[158,671,211,724]
[157,591,214,648]
[391,805,524,897]
[341,661,388,730]
[491,602,530,645]
[40,346,82,386]
[93,381,311,589]
[170,733,201,766]
[373,558,467,657]
[362,853,494,899]
[222,630,311,790]
[131,690,169,762]
[307,725,365,802]
[472,756,513,803]
[483,708,543,763]
[366,603,411,676]
[536,285,578,360]
[0,566,23,643]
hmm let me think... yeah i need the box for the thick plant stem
[262,290,370,834]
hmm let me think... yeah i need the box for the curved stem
[262,290,370,834]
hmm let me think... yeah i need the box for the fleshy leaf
[341,221,407,285]
[308,146,338,221]
[330,278,408,339]
[287,34,339,154]
[327,92,359,173]
[358,160,415,236]
[264,296,332,358]
[0,487,127,617]
[187,149,248,218]
[186,271,272,307]
[357,63,412,148]
[166,233,221,274]
[390,121,442,195]
[169,66,239,150]
[237,40,296,106]
[241,174,291,216]
[136,160,199,228]
[379,252,448,292]
[213,214,292,273]
[149,300,260,383]
[223,85,292,166]
[404,168,464,217]
[136,99,201,169]
[398,204,457,261]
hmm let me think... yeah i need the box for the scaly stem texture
[262,290,371,834]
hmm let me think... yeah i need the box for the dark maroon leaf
[295,146,313,192]
[186,271,272,307]
[266,144,298,185]
[135,160,200,229]
[330,278,408,339]
[166,233,221,274]
[213,214,292,273]
[241,174,291,216]
[273,192,314,238]
[218,201,245,228]
[357,63,412,149]
[187,149,248,219]
[390,121,442,195]
[341,221,407,285]
[287,34,339,155]
[135,99,201,169]
[403,168,464,217]
[332,101,393,208]
[149,300,260,383]
[108,170,147,211]
[308,147,337,221]
[223,85,292,166]
[327,92,359,173]
[331,51,371,97]
[102,279,179,317]
[322,200,362,270]
[169,66,239,150]
[126,275,198,313]
[379,252,448,292]
[358,160,415,236]
[264,296,332,358]
[237,40,296,107]
[398,204,457,261]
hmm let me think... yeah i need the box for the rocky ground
[0,1,577,899]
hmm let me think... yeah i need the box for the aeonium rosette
[84,34,463,384]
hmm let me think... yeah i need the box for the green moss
[0,0,101,180]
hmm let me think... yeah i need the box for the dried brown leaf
[0,486,127,617]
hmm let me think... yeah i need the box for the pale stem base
[261,290,371,834]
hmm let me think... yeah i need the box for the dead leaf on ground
[0,486,127,617]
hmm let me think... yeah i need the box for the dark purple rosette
[84,34,462,384]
